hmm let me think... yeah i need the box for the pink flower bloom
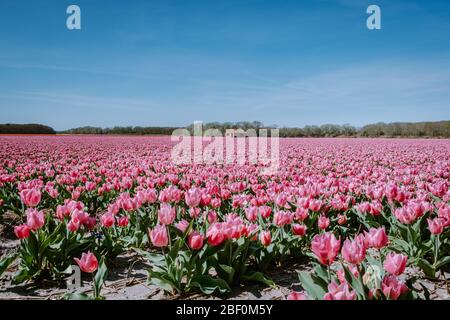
[364,227,388,249]
[259,231,272,246]
[384,252,408,276]
[324,282,356,300]
[26,208,45,231]
[56,205,71,220]
[207,210,218,224]
[318,215,330,230]
[118,215,129,227]
[381,275,408,300]
[14,224,30,239]
[185,187,202,207]
[259,206,272,219]
[245,206,258,221]
[337,214,347,225]
[74,251,98,273]
[20,188,41,207]
[427,218,444,235]
[100,212,115,228]
[149,224,169,247]
[158,203,176,225]
[206,223,226,246]
[341,234,366,265]
[175,219,189,233]
[287,291,308,300]
[311,232,341,266]
[188,231,204,250]
[85,216,97,230]
[292,224,307,236]
[211,198,221,208]
[67,217,80,232]
[273,210,293,226]
[295,207,309,221]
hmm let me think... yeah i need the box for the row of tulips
[0,136,449,299]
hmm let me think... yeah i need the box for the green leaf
[298,271,326,300]
[190,275,231,294]
[242,271,275,288]
[343,265,367,300]
[148,272,177,293]
[12,267,33,284]
[417,258,436,278]
[0,252,18,278]
[134,248,165,265]
[218,263,235,276]
[435,256,450,269]
[93,258,108,299]
[62,293,92,300]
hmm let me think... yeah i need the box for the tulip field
[0,135,449,300]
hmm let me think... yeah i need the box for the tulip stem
[327,265,331,282]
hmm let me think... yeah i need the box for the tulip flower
[287,291,308,300]
[427,218,444,235]
[341,234,366,265]
[259,231,272,246]
[311,232,341,266]
[384,252,408,276]
[364,227,388,249]
[14,224,30,239]
[158,203,176,225]
[74,251,99,273]
[188,231,204,250]
[26,208,45,231]
[20,188,41,207]
[381,275,408,300]
[324,282,356,300]
[149,224,169,248]
[292,224,307,236]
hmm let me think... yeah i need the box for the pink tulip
[427,218,444,235]
[341,234,366,265]
[245,206,258,221]
[149,224,169,247]
[381,275,408,300]
[185,187,202,207]
[175,219,189,233]
[118,215,129,227]
[188,231,204,250]
[364,227,388,249]
[318,215,330,230]
[100,212,115,228]
[26,208,45,231]
[206,223,226,246]
[158,203,176,225]
[311,232,341,266]
[207,210,218,224]
[74,251,98,273]
[259,206,272,219]
[384,252,408,276]
[259,231,272,246]
[337,214,347,225]
[20,188,41,207]
[67,217,81,232]
[14,224,30,239]
[287,291,308,300]
[292,224,307,236]
[324,282,356,300]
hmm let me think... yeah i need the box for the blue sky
[0,0,449,130]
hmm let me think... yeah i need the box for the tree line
[2,120,449,137]
[0,123,56,134]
